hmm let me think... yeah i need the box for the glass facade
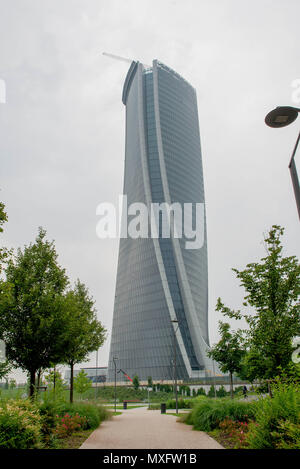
[107,60,213,382]
[64,367,107,384]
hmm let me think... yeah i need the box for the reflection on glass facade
[107,60,214,381]
[64,367,107,384]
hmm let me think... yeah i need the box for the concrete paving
[80,406,223,449]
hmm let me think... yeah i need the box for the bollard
[161,403,166,414]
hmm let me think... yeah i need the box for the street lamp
[265,106,300,220]
[171,319,179,415]
[113,356,118,414]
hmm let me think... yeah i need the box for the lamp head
[265,106,300,128]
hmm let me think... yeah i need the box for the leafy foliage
[44,369,66,402]
[0,228,69,395]
[40,401,108,430]
[0,360,11,381]
[0,201,7,233]
[215,226,300,381]
[166,398,191,409]
[0,200,10,276]
[74,370,92,397]
[208,322,245,397]
[216,385,228,398]
[61,280,106,402]
[207,385,216,398]
[54,413,87,438]
[184,397,256,432]
[132,375,139,391]
[0,399,43,449]
[246,382,300,449]
[218,417,252,449]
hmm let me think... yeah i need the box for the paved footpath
[80,407,223,449]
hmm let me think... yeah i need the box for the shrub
[219,418,253,449]
[38,400,58,444]
[0,399,43,449]
[93,385,171,403]
[39,400,108,431]
[166,398,191,409]
[216,386,228,398]
[184,397,256,432]
[54,402,108,429]
[55,413,87,438]
[197,387,206,396]
[207,385,216,398]
[272,419,300,449]
[246,383,300,449]
[233,386,244,395]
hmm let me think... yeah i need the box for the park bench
[122,399,142,409]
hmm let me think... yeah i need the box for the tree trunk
[29,369,36,399]
[229,371,234,399]
[268,381,273,398]
[70,361,74,404]
[53,365,56,401]
[37,369,41,390]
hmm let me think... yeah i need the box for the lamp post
[113,357,118,414]
[265,106,300,220]
[171,319,179,415]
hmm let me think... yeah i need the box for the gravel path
[80,406,223,449]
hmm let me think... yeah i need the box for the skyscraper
[107,60,213,381]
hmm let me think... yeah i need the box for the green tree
[44,368,65,400]
[132,375,139,391]
[61,280,106,403]
[216,385,227,398]
[9,378,16,390]
[74,370,92,398]
[0,228,69,397]
[147,376,153,388]
[207,385,216,398]
[208,322,245,398]
[0,201,7,231]
[216,226,300,381]
[0,199,11,276]
[0,361,11,381]
[0,200,12,382]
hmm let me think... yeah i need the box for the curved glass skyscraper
[107,60,213,381]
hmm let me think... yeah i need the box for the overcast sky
[0,0,299,382]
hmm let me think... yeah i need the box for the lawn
[57,428,95,449]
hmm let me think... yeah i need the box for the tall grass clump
[246,382,300,449]
[39,400,109,430]
[184,397,256,432]
[166,398,192,409]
